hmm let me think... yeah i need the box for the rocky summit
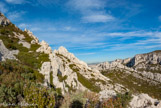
[0,12,161,108]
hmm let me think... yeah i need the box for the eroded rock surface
[39,45,126,95]
[130,94,161,108]
[0,40,19,61]
[36,40,52,54]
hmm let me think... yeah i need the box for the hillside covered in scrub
[0,12,161,108]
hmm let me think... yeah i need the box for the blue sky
[0,0,161,63]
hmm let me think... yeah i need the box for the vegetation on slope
[60,91,132,108]
[101,70,161,99]
[69,64,101,93]
[0,23,60,107]
[0,22,133,107]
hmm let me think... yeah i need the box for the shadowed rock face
[0,12,11,26]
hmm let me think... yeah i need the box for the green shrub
[70,100,83,108]
[50,71,54,88]
[100,92,132,108]
[24,82,55,108]
[101,70,161,99]
[57,74,68,82]
[76,72,101,93]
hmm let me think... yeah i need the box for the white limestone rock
[0,40,19,61]
[130,94,161,108]
[55,46,89,68]
[39,45,126,94]
[36,40,52,54]
[18,40,31,49]
[24,28,39,44]
[39,62,51,86]
[127,51,161,69]
[99,90,116,100]
[13,32,25,40]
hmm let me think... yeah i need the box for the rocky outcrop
[130,94,161,108]
[127,51,161,70]
[0,40,19,61]
[91,50,161,84]
[36,40,52,54]
[0,12,10,26]
[24,28,39,44]
[39,46,126,95]
[18,40,31,49]
[90,60,133,71]
[39,62,51,86]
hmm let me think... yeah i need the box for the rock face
[39,62,51,86]
[0,12,10,26]
[0,40,19,61]
[36,40,52,54]
[127,51,161,70]
[38,45,126,95]
[91,60,133,71]
[130,94,161,108]
[18,40,31,49]
[90,51,161,105]
[24,28,39,44]
[91,50,161,83]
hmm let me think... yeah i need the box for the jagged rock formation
[37,44,126,95]
[0,12,10,26]
[90,51,161,103]
[0,40,19,61]
[24,28,39,44]
[36,40,52,54]
[130,94,161,108]
[127,50,161,71]
[39,62,51,86]
[90,60,133,71]
[91,51,161,83]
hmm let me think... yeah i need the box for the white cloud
[82,14,115,23]
[76,52,95,56]
[34,0,61,7]
[47,27,57,31]
[63,26,77,31]
[101,31,160,37]
[18,23,29,28]
[104,32,161,51]
[0,2,8,13]
[5,0,27,4]
[67,0,114,23]
[7,11,25,21]
[68,0,105,11]
[30,27,42,31]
